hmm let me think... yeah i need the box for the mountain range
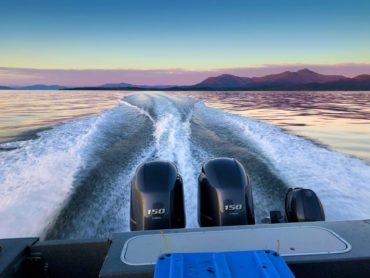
[0,85,12,90]
[1,69,370,91]
[192,69,370,90]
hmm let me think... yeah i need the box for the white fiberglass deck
[121,226,351,265]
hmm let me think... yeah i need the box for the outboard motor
[198,158,255,227]
[130,161,185,231]
[285,188,325,222]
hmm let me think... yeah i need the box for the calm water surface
[0,90,132,143]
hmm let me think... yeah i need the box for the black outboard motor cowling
[285,188,325,222]
[130,161,185,231]
[198,158,255,227]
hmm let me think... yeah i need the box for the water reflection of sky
[178,91,370,163]
[0,90,132,143]
[1,90,369,163]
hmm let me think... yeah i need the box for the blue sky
[0,0,370,85]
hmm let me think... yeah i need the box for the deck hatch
[121,226,351,265]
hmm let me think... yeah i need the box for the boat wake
[1,93,370,239]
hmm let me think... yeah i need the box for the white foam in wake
[0,117,97,238]
[197,102,370,221]
[152,96,200,228]
[0,103,148,238]
[124,94,204,228]
[120,100,155,122]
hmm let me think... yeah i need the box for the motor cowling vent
[198,157,255,227]
[285,188,325,222]
[130,160,185,231]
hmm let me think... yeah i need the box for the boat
[1,158,370,277]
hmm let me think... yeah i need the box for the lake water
[180,91,370,163]
[0,90,370,239]
[1,90,369,162]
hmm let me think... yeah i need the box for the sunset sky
[1,0,370,86]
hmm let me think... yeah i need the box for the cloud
[1,63,370,86]
[0,69,43,82]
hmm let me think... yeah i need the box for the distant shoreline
[62,86,370,91]
[2,69,370,91]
